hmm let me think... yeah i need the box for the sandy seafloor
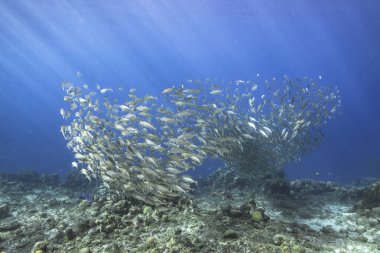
[0,169,379,253]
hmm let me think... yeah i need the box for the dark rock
[321,225,335,235]
[0,171,61,187]
[298,209,314,219]
[358,181,380,210]
[31,240,48,253]
[0,204,10,219]
[47,228,64,244]
[109,200,130,215]
[357,235,368,242]
[221,204,232,216]
[0,221,21,232]
[40,212,48,218]
[178,196,192,208]
[265,178,291,195]
[232,176,251,189]
[74,219,90,233]
[63,170,94,190]
[229,208,243,217]
[64,228,76,241]
[240,199,257,216]
[41,173,60,186]
[223,229,239,239]
[291,180,335,195]
[16,170,41,184]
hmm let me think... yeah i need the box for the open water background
[0,0,379,183]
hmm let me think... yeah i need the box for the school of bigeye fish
[60,76,341,205]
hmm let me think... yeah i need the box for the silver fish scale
[61,77,340,205]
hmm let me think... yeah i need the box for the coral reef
[0,171,379,252]
[357,181,380,210]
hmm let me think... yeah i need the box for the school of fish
[61,76,341,205]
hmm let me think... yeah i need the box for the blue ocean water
[0,0,379,183]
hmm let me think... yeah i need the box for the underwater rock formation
[1,171,379,252]
[356,181,380,210]
[61,77,340,205]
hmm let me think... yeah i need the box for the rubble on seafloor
[0,170,379,253]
